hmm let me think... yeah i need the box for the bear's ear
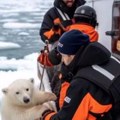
[29,78,34,84]
[2,88,8,94]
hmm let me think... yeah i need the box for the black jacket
[44,42,120,120]
[40,0,86,44]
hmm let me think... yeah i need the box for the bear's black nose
[23,97,30,103]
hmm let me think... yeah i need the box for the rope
[39,40,49,91]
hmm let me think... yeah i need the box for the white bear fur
[1,78,56,120]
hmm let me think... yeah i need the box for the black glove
[53,20,73,32]
[61,20,73,28]
[53,24,60,31]
[41,109,54,120]
[48,48,62,65]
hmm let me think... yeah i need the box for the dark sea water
[0,0,53,59]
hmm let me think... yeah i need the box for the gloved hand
[34,103,52,120]
[48,20,73,44]
[53,22,70,33]
[37,49,53,67]
[37,48,62,66]
[53,24,60,31]
[48,48,62,65]
[61,19,73,28]
[40,102,56,120]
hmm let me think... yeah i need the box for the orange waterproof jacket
[38,23,99,67]
[40,0,86,44]
[44,42,113,120]
[44,79,112,120]
[69,23,99,42]
[40,7,73,44]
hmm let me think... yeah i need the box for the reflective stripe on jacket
[40,7,72,44]
[44,42,113,120]
[44,78,112,120]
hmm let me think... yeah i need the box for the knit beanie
[57,30,90,55]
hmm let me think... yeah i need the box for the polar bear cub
[1,78,57,120]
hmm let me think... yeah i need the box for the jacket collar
[60,42,111,82]
[77,42,111,67]
[66,42,111,76]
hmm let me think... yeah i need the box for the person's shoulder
[43,7,58,19]
[45,7,56,15]
[70,77,89,89]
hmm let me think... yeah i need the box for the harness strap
[56,7,70,21]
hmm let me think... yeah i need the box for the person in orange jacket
[40,0,86,44]
[39,30,115,120]
[38,5,99,67]
[69,5,99,42]
[39,0,86,88]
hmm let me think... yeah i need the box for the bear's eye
[26,88,29,91]
[16,92,19,95]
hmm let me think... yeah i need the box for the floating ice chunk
[0,42,21,49]
[3,22,40,29]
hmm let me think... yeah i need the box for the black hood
[77,42,111,67]
[67,42,111,74]
[54,0,86,18]
[60,42,111,82]
[60,42,111,83]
